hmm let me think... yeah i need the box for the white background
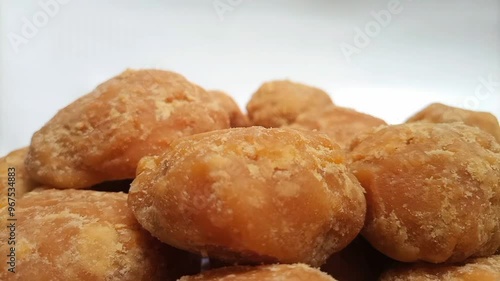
[1,0,499,155]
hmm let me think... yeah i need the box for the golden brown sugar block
[179,264,337,281]
[349,123,500,264]
[289,106,387,149]
[26,69,230,189]
[380,255,500,281]
[246,80,334,128]
[129,127,366,266]
[406,103,500,142]
[0,147,39,208]
[209,90,250,127]
[0,189,198,280]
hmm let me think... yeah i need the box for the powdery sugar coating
[26,69,230,189]
[179,263,337,281]
[0,189,197,280]
[407,103,500,142]
[380,255,500,281]
[210,90,250,127]
[289,106,387,149]
[129,127,366,266]
[246,80,334,128]
[349,123,500,263]
[0,147,39,207]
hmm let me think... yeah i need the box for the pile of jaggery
[1,69,499,280]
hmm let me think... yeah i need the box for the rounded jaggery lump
[129,127,366,266]
[179,263,337,281]
[25,69,230,189]
[0,189,198,281]
[209,90,250,127]
[349,122,500,263]
[289,105,387,149]
[0,147,39,208]
[246,80,334,128]
[406,103,500,142]
[380,255,500,281]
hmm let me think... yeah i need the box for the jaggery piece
[349,123,500,263]
[209,90,249,127]
[179,264,337,281]
[26,69,230,189]
[289,106,386,148]
[380,255,500,281]
[406,103,500,142]
[246,80,333,128]
[129,127,366,266]
[0,189,198,280]
[0,147,38,208]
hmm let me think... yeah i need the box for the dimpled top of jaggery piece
[407,103,500,142]
[209,90,250,127]
[379,255,500,281]
[179,264,338,281]
[0,147,39,207]
[129,127,366,267]
[25,69,230,189]
[289,106,387,149]
[0,189,197,281]
[246,80,334,128]
[349,122,500,264]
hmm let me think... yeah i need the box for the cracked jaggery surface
[129,127,366,266]
[179,263,337,281]
[289,106,387,149]
[0,189,197,280]
[0,147,39,207]
[209,90,249,127]
[349,123,500,263]
[380,255,500,281]
[407,103,500,142]
[246,80,334,128]
[25,69,230,189]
